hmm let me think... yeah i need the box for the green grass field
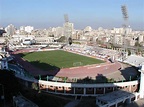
[19,50,104,71]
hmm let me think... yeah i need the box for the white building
[84,26,92,32]
[20,26,25,31]
[129,38,135,46]
[113,28,124,34]
[5,24,16,36]
[63,22,74,39]
[114,34,123,45]
[55,27,64,38]
[24,26,34,33]
[35,36,54,44]
[11,35,35,45]
[126,27,132,34]
[138,35,144,43]
[20,26,34,33]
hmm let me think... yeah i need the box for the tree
[4,38,9,45]
[135,41,141,47]
[127,49,131,56]
[68,37,72,45]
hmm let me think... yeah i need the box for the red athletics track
[12,49,121,78]
[55,62,121,78]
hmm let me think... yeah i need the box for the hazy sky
[0,0,144,30]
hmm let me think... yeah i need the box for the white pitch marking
[69,67,80,69]
[87,65,101,69]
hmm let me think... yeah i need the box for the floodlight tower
[64,14,69,23]
[63,14,73,44]
[121,5,129,61]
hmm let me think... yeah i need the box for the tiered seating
[124,55,144,67]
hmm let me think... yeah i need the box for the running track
[12,49,121,78]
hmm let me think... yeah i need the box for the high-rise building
[63,22,74,39]
[5,24,16,36]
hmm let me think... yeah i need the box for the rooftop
[13,95,39,107]
[97,90,134,104]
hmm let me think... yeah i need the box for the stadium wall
[16,74,139,97]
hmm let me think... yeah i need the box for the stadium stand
[124,55,144,67]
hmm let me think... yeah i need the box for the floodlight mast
[64,14,69,43]
[121,5,129,61]
[64,14,72,44]
[64,14,69,23]
[121,5,129,21]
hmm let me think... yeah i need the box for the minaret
[139,64,144,98]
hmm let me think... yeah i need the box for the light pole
[121,5,129,61]
[0,84,5,107]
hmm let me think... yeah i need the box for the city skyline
[0,0,144,30]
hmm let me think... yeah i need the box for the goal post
[73,62,83,67]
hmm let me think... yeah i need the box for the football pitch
[19,50,104,71]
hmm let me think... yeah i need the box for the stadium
[10,44,137,81]
[1,44,143,107]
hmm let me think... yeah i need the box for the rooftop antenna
[121,5,129,61]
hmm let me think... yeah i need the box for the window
[77,88,82,91]
[88,88,93,91]
[107,87,111,90]
[68,87,71,89]
[50,86,53,88]
[98,88,102,90]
